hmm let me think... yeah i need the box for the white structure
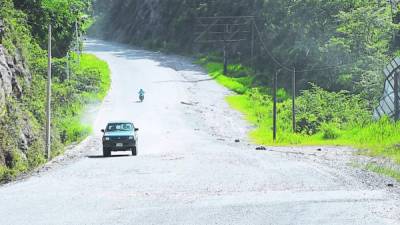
[374,57,400,119]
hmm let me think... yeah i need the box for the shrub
[321,123,341,140]
[296,84,370,134]
[277,88,289,102]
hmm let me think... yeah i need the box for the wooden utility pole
[223,42,228,75]
[45,24,52,160]
[194,16,255,75]
[250,20,255,68]
[394,71,399,121]
[273,70,279,142]
[222,23,229,75]
[389,0,400,121]
[75,19,80,63]
[66,52,70,80]
[292,68,296,132]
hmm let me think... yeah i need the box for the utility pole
[389,0,399,49]
[45,24,52,160]
[273,70,279,142]
[75,19,80,63]
[66,52,70,80]
[194,16,255,75]
[223,41,228,75]
[250,20,255,69]
[292,68,296,132]
[388,0,400,121]
[389,0,400,121]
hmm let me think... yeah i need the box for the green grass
[227,92,400,164]
[204,62,252,94]
[202,60,400,169]
[77,53,111,100]
[366,163,400,181]
[55,53,111,145]
[227,90,400,163]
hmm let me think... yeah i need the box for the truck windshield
[106,123,134,132]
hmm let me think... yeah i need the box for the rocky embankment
[0,18,41,179]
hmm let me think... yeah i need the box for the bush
[277,88,289,102]
[296,84,370,135]
[321,123,341,140]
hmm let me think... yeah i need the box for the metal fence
[374,57,400,120]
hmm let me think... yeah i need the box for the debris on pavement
[181,101,199,106]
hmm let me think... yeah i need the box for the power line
[253,20,357,73]
[253,22,293,72]
[194,16,254,75]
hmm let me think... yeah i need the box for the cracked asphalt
[0,39,399,225]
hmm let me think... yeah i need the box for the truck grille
[110,136,129,141]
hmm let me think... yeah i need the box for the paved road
[0,40,399,225]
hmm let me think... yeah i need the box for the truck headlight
[104,137,110,141]
[129,136,134,140]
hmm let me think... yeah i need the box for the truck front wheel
[132,147,137,156]
[103,148,111,157]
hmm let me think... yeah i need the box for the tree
[13,0,92,57]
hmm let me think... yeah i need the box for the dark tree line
[93,0,400,106]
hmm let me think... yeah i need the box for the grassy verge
[204,62,252,94]
[366,163,400,181]
[53,53,111,146]
[200,60,400,171]
[227,94,400,162]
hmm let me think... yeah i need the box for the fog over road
[0,40,399,225]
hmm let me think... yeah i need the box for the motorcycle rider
[138,89,145,101]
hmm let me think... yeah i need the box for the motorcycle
[139,93,144,102]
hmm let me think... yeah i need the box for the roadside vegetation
[200,60,400,180]
[94,1,400,180]
[0,0,110,182]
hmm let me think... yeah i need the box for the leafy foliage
[13,0,92,57]
[94,0,400,171]
[0,0,110,182]
[296,85,370,134]
[95,0,400,108]
[203,61,400,165]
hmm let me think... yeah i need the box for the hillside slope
[0,9,45,180]
[0,0,110,182]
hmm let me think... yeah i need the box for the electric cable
[253,20,357,73]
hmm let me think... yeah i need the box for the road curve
[0,40,399,225]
